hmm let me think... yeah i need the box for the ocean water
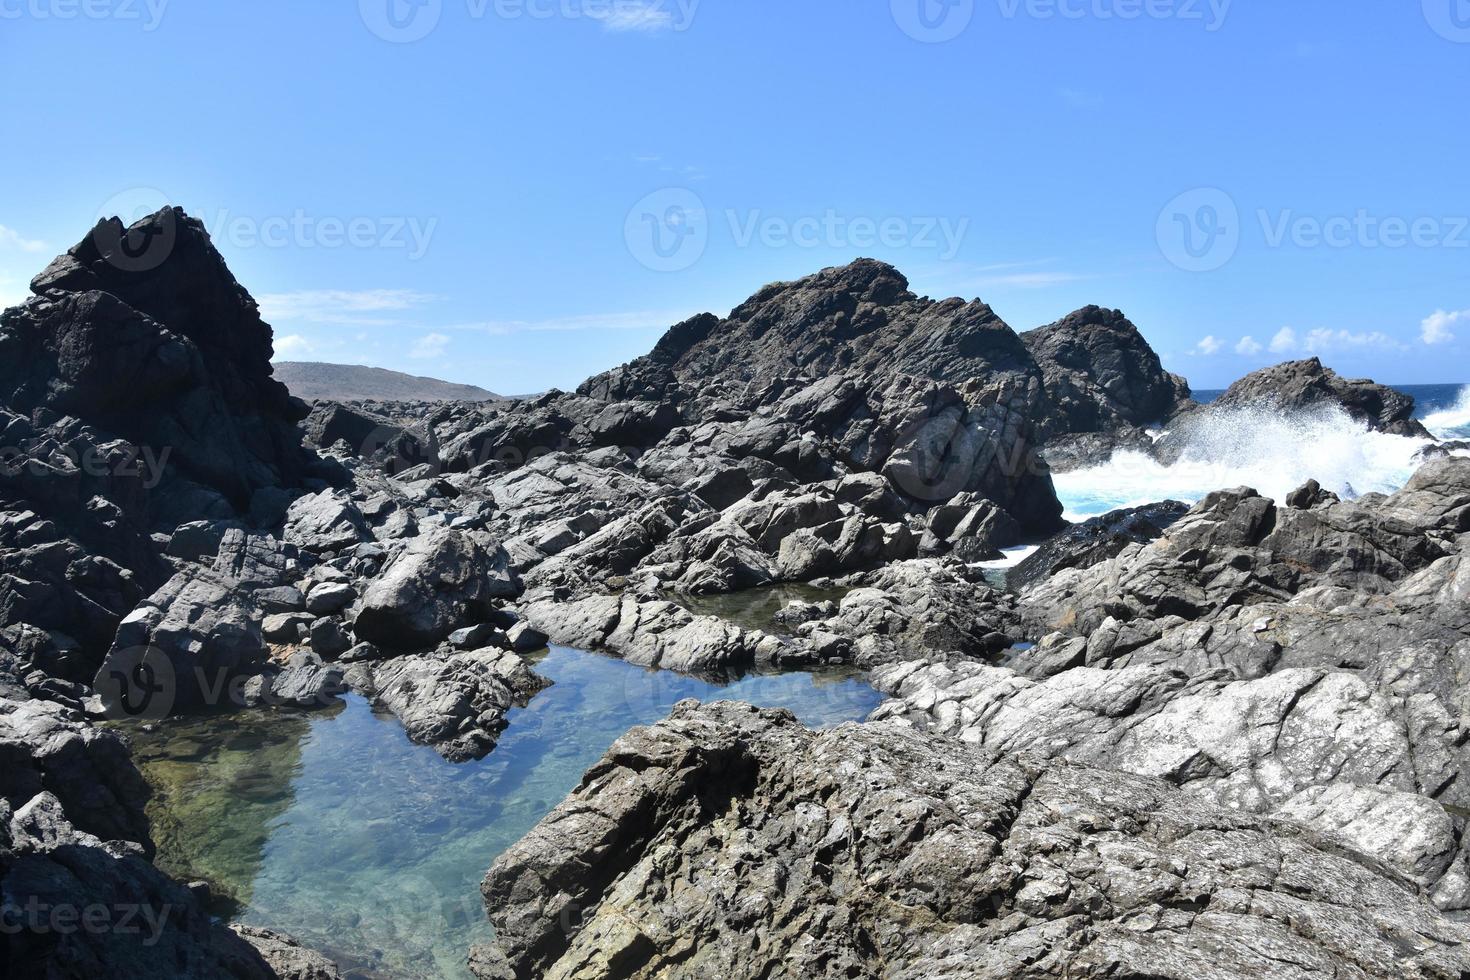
[119,645,883,980]
[1055,383,1469,521]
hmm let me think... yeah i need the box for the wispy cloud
[409,332,451,359]
[1194,335,1223,355]
[1270,326,1297,353]
[451,309,693,335]
[1058,87,1104,109]
[0,272,30,311]
[0,225,47,253]
[1422,308,1465,345]
[1235,336,1263,356]
[1270,325,1405,355]
[599,0,677,32]
[273,334,317,359]
[939,260,1091,292]
[259,289,439,326]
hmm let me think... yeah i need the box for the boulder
[353,528,518,650]
[473,701,1470,979]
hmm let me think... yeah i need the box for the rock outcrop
[1023,305,1193,440]
[473,700,1470,980]
[1199,357,1432,439]
[10,208,319,515]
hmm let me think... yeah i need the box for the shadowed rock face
[6,207,316,513]
[647,259,1037,383]
[1204,357,1431,438]
[1022,305,1193,439]
[472,700,1470,980]
[573,259,1067,536]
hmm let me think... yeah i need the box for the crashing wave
[1423,385,1470,440]
[1052,403,1436,521]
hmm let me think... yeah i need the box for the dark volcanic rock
[1023,305,1192,439]
[345,647,548,762]
[1205,357,1431,438]
[1007,500,1190,592]
[353,527,519,650]
[10,207,319,512]
[0,694,304,979]
[473,700,1470,980]
[581,260,1066,536]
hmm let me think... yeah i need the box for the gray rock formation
[353,527,518,650]
[1022,305,1193,441]
[345,646,548,761]
[472,700,1470,980]
[1193,357,1432,439]
[520,594,818,675]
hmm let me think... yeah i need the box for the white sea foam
[1053,404,1434,522]
[1424,386,1470,440]
[976,545,1040,570]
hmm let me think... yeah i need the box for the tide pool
[120,647,884,980]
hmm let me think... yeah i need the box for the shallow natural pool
[120,646,884,980]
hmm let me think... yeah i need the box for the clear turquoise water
[122,646,884,980]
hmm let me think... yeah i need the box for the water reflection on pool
[122,646,884,980]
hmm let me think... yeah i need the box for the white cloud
[0,225,47,253]
[1195,335,1223,355]
[1058,87,1104,108]
[1266,324,1404,356]
[1302,328,1404,353]
[1235,336,1263,356]
[0,273,29,311]
[972,271,1088,289]
[1421,308,1465,345]
[259,289,438,326]
[273,334,316,359]
[599,1,675,32]
[454,309,694,335]
[409,332,450,359]
[1270,327,1298,353]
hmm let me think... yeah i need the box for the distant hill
[272,362,502,403]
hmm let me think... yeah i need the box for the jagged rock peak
[1211,357,1430,438]
[1023,305,1193,438]
[640,258,1033,386]
[2,205,316,512]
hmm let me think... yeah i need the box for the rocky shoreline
[2,207,1466,978]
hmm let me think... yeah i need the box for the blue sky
[1,0,1467,393]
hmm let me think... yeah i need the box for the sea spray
[1424,386,1470,440]
[1053,403,1434,521]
